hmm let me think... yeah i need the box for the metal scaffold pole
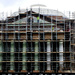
[0,41,2,71]
[0,7,74,73]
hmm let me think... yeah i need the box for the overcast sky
[0,0,75,17]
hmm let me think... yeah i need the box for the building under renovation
[0,7,75,74]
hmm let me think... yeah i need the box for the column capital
[23,40,26,42]
[47,40,50,42]
[47,41,50,44]
[0,41,2,45]
[60,40,63,42]
[59,40,63,44]
[35,42,38,44]
[0,40,2,42]
[11,41,14,45]
[11,40,14,42]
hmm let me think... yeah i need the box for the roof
[11,8,67,18]
[0,8,74,24]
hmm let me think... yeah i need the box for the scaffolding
[0,8,74,74]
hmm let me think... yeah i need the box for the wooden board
[0,70,2,72]
[21,70,27,72]
[57,33,64,39]
[45,33,51,39]
[8,34,14,39]
[33,70,39,73]
[33,34,39,40]
[21,34,26,39]
[8,70,15,72]
[45,70,54,73]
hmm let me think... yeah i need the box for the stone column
[33,42,39,72]
[9,41,14,72]
[59,40,63,71]
[47,41,51,70]
[21,40,27,72]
